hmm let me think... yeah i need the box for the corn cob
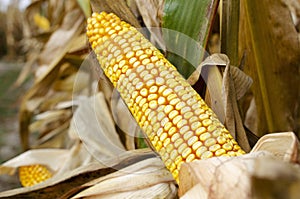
[86,12,245,183]
[19,164,52,187]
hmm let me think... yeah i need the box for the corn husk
[179,132,300,199]
[0,149,177,199]
[71,157,176,199]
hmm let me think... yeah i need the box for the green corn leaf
[162,0,219,79]
[220,0,240,66]
[77,0,91,18]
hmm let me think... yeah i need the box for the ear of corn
[19,164,52,187]
[86,12,245,183]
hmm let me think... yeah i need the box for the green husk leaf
[76,0,91,18]
[162,0,219,78]
[220,0,240,66]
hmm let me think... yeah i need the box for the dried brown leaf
[71,158,176,199]
[133,0,166,50]
[39,91,72,112]
[24,1,49,36]
[179,132,300,198]
[19,7,85,149]
[29,107,71,132]
[69,93,125,160]
[111,90,140,150]
[54,141,97,176]
[13,52,39,87]
[239,0,300,136]
[1,149,70,175]
[83,183,176,199]
[52,71,89,92]
[178,153,259,199]
[67,34,89,54]
[221,54,251,152]
[32,121,70,148]
[0,150,156,198]
[188,54,226,123]
[179,183,207,199]
[36,9,84,81]
[179,152,300,199]
[251,132,299,163]
[48,0,65,26]
[188,53,252,151]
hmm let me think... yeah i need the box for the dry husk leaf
[32,121,70,148]
[35,9,84,81]
[251,132,299,163]
[179,183,207,199]
[221,54,251,152]
[69,92,126,160]
[110,90,141,150]
[19,2,86,149]
[0,141,96,178]
[179,132,300,199]
[67,33,89,54]
[179,152,300,199]
[0,150,164,198]
[188,53,252,151]
[0,149,70,176]
[16,0,87,111]
[71,157,176,199]
[52,70,89,92]
[187,54,226,122]
[131,0,166,50]
[239,0,299,136]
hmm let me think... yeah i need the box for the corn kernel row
[19,164,52,187]
[86,12,245,182]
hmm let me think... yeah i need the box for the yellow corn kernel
[87,12,245,183]
[19,164,52,187]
